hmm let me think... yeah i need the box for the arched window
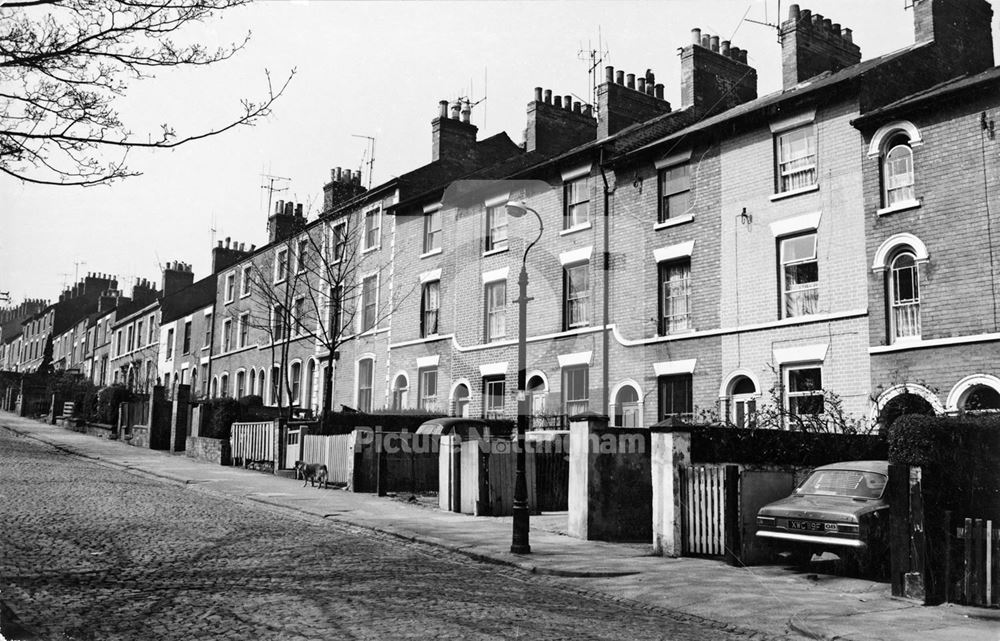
[726,376,758,429]
[271,366,281,406]
[883,135,914,207]
[889,251,921,341]
[962,384,1000,412]
[258,368,266,397]
[391,374,408,410]
[614,385,640,427]
[290,361,302,405]
[249,369,256,398]
[235,370,246,399]
[219,373,229,398]
[357,358,374,413]
[211,376,218,398]
[452,383,469,417]
[305,360,316,411]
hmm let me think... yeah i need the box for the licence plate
[787,520,836,532]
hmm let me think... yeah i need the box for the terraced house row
[4,0,1000,432]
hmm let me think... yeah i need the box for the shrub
[95,385,132,425]
[202,397,242,440]
[690,425,887,466]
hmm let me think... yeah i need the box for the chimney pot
[702,34,711,48]
[720,40,731,56]
[812,13,823,28]
[544,89,552,103]
[573,101,581,114]
[553,95,562,108]
[615,70,624,84]
[789,4,800,21]
[217,240,223,248]
[626,73,635,89]
[438,100,448,118]
[450,101,461,119]
[691,28,702,45]
[534,87,543,102]
[832,23,841,37]
[335,167,343,182]
[563,94,572,110]
[645,69,655,85]
[250,244,256,252]
[823,18,832,32]
[654,83,664,100]
[460,99,472,123]
[637,77,646,93]
[582,104,593,117]
[605,66,614,82]
[295,203,303,217]
[710,35,720,52]
[801,9,811,23]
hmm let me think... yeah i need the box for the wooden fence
[680,464,727,556]
[946,516,1000,607]
[230,421,276,467]
[302,433,355,485]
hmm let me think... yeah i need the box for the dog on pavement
[294,460,329,489]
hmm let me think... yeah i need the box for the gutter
[598,145,612,417]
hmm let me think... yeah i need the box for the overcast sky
[3,0,995,305]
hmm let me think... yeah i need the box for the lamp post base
[511,502,531,554]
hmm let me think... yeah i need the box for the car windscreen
[796,469,888,500]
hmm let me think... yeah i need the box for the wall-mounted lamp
[738,207,752,225]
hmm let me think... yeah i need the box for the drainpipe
[598,146,612,416]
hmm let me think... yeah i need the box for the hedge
[315,410,516,436]
[691,425,887,466]
[887,414,1000,518]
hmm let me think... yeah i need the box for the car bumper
[756,530,866,548]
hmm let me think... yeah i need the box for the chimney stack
[431,98,479,163]
[680,28,758,111]
[779,4,861,89]
[912,0,994,77]
[524,86,597,155]
[598,64,672,138]
[323,163,367,212]
[162,260,195,297]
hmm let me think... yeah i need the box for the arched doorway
[391,373,409,410]
[877,392,935,431]
[527,374,547,428]
[452,383,470,418]
[614,385,641,427]
[726,375,758,429]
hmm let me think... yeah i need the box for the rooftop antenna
[73,260,86,282]
[578,28,609,115]
[0,292,10,304]
[260,173,290,218]
[209,213,217,249]
[59,272,71,290]
[352,134,376,189]
[744,0,782,41]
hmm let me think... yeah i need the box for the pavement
[2,412,997,641]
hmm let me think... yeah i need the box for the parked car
[755,460,890,575]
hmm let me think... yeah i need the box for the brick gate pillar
[650,418,692,557]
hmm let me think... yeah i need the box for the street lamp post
[505,200,543,554]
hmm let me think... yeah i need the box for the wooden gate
[230,421,276,467]
[284,425,304,470]
[680,464,727,556]
[947,517,1000,607]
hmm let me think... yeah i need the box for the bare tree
[0,0,294,186]
[223,209,414,418]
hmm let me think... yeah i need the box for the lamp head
[505,201,530,218]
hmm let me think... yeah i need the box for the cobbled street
[0,428,759,641]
